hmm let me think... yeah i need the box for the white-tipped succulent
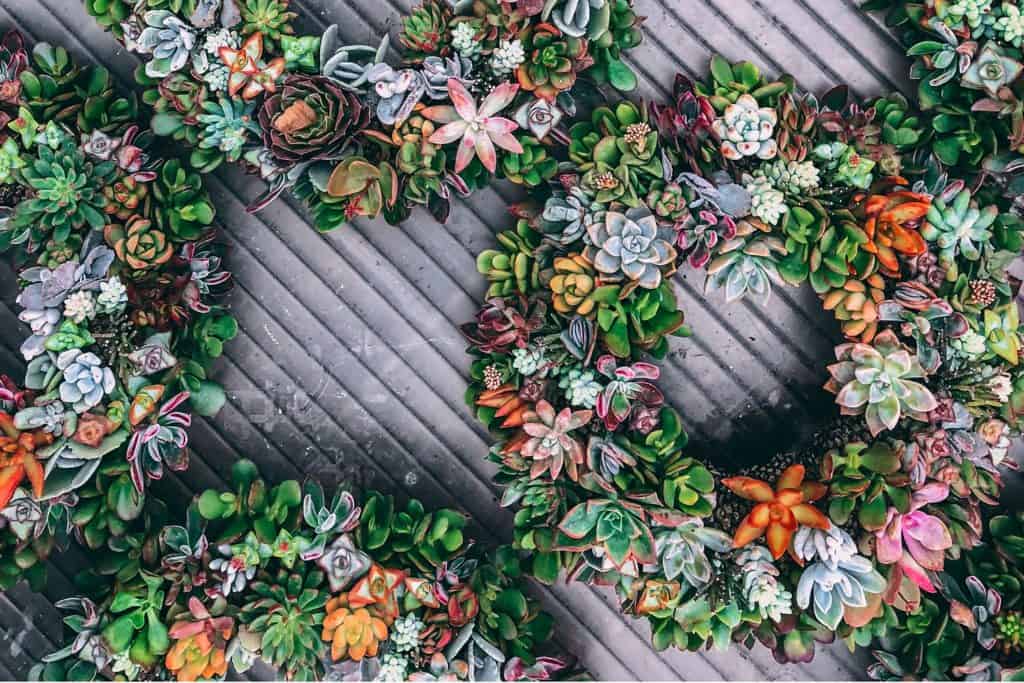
[736,545,792,622]
[489,39,525,76]
[744,174,788,226]
[711,94,778,160]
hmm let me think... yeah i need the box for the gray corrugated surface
[0,0,938,679]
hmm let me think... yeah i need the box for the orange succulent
[347,563,405,623]
[853,182,930,276]
[322,596,388,662]
[0,412,53,509]
[476,383,529,428]
[165,598,234,682]
[722,464,829,559]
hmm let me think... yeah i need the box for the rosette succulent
[961,42,1023,96]
[795,554,886,630]
[824,329,938,436]
[197,97,260,163]
[655,517,732,590]
[736,545,792,621]
[515,22,587,102]
[920,188,997,277]
[584,208,677,289]
[57,349,115,413]
[9,138,115,248]
[711,94,778,160]
[555,498,656,571]
[399,0,453,64]
[105,216,174,271]
[259,74,370,165]
[723,465,829,559]
[136,10,196,78]
[423,79,522,174]
[515,399,592,481]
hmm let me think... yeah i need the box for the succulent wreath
[461,13,1024,682]
[32,459,577,682]
[0,12,581,682]
[0,31,236,595]
[86,0,646,227]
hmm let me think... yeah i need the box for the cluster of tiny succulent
[34,460,573,682]
[95,0,646,230]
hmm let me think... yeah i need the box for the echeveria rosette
[654,517,732,590]
[515,399,593,482]
[825,329,938,437]
[258,74,370,166]
[920,188,998,277]
[796,555,886,631]
[422,79,523,174]
[555,498,661,573]
[585,208,678,289]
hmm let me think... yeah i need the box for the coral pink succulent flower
[874,481,952,593]
[423,79,523,174]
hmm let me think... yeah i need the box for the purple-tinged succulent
[678,209,737,269]
[594,355,664,431]
[874,482,952,593]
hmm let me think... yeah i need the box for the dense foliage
[0,31,234,597]
[87,0,646,228]
[32,459,574,682]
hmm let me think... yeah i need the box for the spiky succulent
[240,565,328,680]
[8,138,115,249]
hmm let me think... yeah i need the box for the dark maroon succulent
[461,295,546,355]
[258,74,370,165]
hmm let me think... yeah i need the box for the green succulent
[867,92,923,151]
[70,457,168,588]
[196,97,260,167]
[586,0,642,92]
[186,313,240,366]
[0,523,51,591]
[152,159,216,241]
[197,459,303,543]
[697,54,793,112]
[991,511,1024,563]
[705,223,788,305]
[568,101,663,205]
[240,564,327,680]
[807,208,878,293]
[655,592,750,652]
[476,218,543,298]
[471,546,555,659]
[964,544,1024,611]
[821,441,910,531]
[869,598,976,680]
[102,572,170,668]
[590,280,688,359]
[399,0,452,64]
[501,135,558,187]
[18,43,82,129]
[981,302,1020,364]
[19,47,139,136]
[554,498,656,570]
[356,491,468,572]
[6,137,115,250]
[142,68,206,148]
[921,188,998,279]
[239,0,297,52]
[83,0,134,38]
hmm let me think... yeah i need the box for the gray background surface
[0,0,960,679]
